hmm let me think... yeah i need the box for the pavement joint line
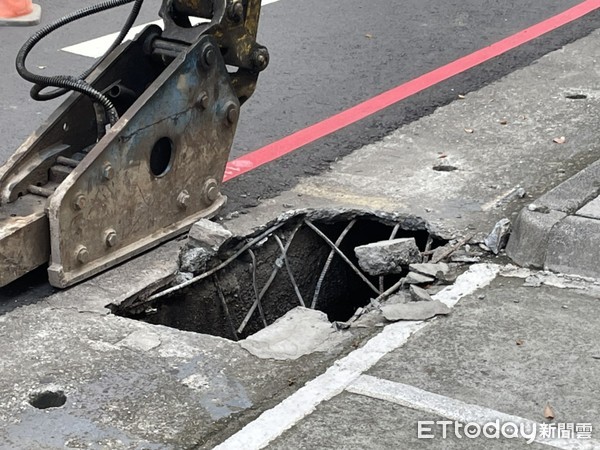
[212,264,500,450]
[60,0,282,58]
[346,375,600,450]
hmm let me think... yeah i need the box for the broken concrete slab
[355,238,421,276]
[187,219,233,253]
[404,272,435,285]
[179,246,211,273]
[409,285,433,302]
[577,196,600,220]
[380,300,451,322]
[240,307,349,360]
[409,262,449,278]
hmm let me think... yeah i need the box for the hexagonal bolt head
[225,103,239,125]
[204,179,219,203]
[105,229,118,248]
[76,246,90,264]
[252,47,270,71]
[177,190,191,209]
[102,164,114,180]
[196,92,209,110]
[73,194,86,211]
[202,46,216,67]
[228,0,244,22]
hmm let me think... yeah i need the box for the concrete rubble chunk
[409,262,450,278]
[576,196,600,220]
[484,218,511,255]
[404,272,435,285]
[187,219,233,253]
[240,307,348,360]
[354,238,422,276]
[409,285,433,302]
[380,300,451,321]
[179,246,211,273]
[173,271,194,284]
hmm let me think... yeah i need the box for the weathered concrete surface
[577,196,600,220]
[531,158,600,214]
[240,307,349,360]
[409,263,450,279]
[0,241,371,449]
[268,393,549,450]
[404,271,435,285]
[545,216,600,279]
[368,276,600,431]
[380,300,450,321]
[506,209,567,268]
[409,285,434,302]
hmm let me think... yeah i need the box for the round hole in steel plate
[150,137,174,177]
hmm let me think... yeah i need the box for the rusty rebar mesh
[119,213,441,339]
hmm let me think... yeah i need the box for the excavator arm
[0,0,268,287]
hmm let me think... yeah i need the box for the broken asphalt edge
[506,157,600,278]
[115,207,440,310]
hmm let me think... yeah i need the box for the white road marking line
[347,375,600,450]
[61,0,282,59]
[213,264,500,450]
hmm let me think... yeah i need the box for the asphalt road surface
[1,0,599,300]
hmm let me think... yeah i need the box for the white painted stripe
[348,375,600,450]
[61,0,282,59]
[213,264,500,450]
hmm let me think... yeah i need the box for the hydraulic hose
[15,0,145,126]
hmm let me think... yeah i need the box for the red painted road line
[224,0,600,181]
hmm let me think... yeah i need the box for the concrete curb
[506,158,600,277]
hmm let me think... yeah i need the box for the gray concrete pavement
[1,17,600,450]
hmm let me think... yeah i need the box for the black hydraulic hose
[15,0,145,126]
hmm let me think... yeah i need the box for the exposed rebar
[311,219,356,309]
[247,249,268,328]
[237,222,303,334]
[143,221,287,303]
[304,220,380,296]
[213,274,239,341]
[379,223,401,293]
[273,234,305,307]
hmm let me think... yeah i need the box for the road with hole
[1,0,599,300]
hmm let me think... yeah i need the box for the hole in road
[565,93,587,100]
[115,211,446,340]
[29,389,67,409]
[432,164,458,172]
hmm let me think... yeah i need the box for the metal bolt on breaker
[0,0,268,288]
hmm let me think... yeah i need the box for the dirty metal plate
[0,195,49,287]
[47,35,239,288]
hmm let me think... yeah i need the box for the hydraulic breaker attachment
[0,0,268,288]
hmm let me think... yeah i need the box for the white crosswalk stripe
[61,0,282,58]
